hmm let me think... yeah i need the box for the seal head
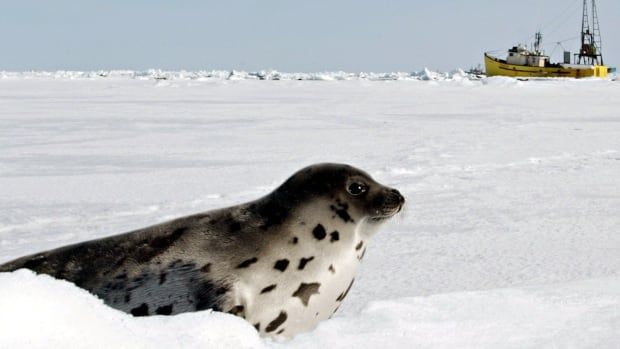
[271,163,404,223]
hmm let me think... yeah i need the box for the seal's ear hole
[347,182,368,196]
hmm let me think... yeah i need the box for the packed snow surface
[1,75,619,348]
[2,271,618,349]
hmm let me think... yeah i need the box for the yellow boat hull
[484,53,608,78]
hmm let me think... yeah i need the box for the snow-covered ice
[2,271,618,349]
[0,270,263,349]
[1,74,619,347]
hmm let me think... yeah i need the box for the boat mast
[533,32,543,54]
[591,0,603,65]
[576,0,604,65]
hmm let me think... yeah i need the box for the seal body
[0,163,404,338]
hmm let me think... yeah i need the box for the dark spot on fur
[179,263,195,272]
[261,284,277,294]
[289,236,299,244]
[124,293,131,303]
[228,305,244,316]
[229,222,241,232]
[133,273,148,283]
[292,282,321,306]
[131,303,149,317]
[330,231,340,242]
[104,255,127,276]
[169,259,183,267]
[274,259,289,272]
[312,224,326,240]
[100,272,131,294]
[159,272,167,285]
[332,305,341,317]
[336,279,355,302]
[254,323,261,331]
[298,257,315,270]
[150,227,187,250]
[330,201,354,223]
[194,280,229,311]
[276,329,285,335]
[329,264,335,274]
[201,263,212,273]
[237,257,258,268]
[265,311,288,333]
[156,304,173,315]
[133,227,187,264]
[358,247,367,260]
[356,241,364,251]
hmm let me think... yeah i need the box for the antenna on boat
[533,31,543,54]
[576,0,604,65]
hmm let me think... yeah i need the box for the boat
[485,0,608,78]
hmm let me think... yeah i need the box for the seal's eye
[347,182,368,196]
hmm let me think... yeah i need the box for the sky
[0,0,618,72]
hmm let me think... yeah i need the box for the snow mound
[1,270,618,348]
[0,270,263,349]
[283,277,620,349]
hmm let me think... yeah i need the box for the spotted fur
[261,284,277,294]
[298,257,315,270]
[0,163,404,339]
[312,224,326,240]
[274,259,289,272]
[237,258,258,268]
[265,311,288,333]
[330,231,340,242]
[292,282,321,306]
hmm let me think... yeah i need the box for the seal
[0,163,404,338]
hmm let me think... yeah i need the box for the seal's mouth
[370,189,405,221]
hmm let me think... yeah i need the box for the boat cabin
[506,45,548,67]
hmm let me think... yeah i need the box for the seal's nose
[390,189,405,205]
[384,189,405,214]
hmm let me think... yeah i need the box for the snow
[1,74,619,347]
[0,270,263,349]
[2,271,618,349]
[283,277,620,349]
